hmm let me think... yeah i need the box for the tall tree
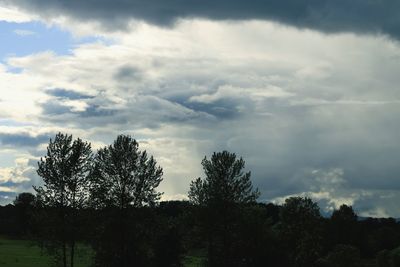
[89,134,163,267]
[188,151,259,206]
[330,204,359,247]
[89,134,163,209]
[188,151,259,266]
[13,192,36,236]
[331,204,358,223]
[34,133,92,267]
[13,192,36,207]
[280,197,323,267]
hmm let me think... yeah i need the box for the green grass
[0,236,205,267]
[0,236,93,267]
[183,249,206,267]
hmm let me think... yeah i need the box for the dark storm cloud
[3,0,400,39]
[0,133,50,147]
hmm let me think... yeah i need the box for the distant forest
[1,133,400,267]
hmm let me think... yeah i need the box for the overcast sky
[0,0,400,217]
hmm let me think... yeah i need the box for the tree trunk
[70,190,76,267]
[120,207,126,267]
[70,240,75,267]
[63,240,67,267]
[62,202,67,267]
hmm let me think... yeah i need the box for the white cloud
[270,168,400,217]
[0,156,35,184]
[1,19,400,215]
[0,6,35,23]
[189,85,294,104]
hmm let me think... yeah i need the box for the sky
[0,1,400,217]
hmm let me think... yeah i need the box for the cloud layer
[0,6,400,216]
[2,0,400,40]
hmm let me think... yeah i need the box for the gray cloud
[41,101,73,116]
[174,98,249,120]
[0,192,16,205]
[29,47,400,216]
[2,19,400,216]
[40,90,214,130]
[41,89,119,121]
[0,158,40,204]
[114,65,142,82]
[0,133,50,147]
[2,0,400,39]
[46,88,94,100]
[41,101,117,118]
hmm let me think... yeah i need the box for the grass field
[0,236,93,267]
[182,249,206,267]
[0,236,205,267]
[182,255,206,267]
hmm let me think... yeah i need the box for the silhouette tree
[13,192,36,207]
[34,133,92,267]
[332,204,357,223]
[13,192,36,236]
[188,151,259,206]
[89,134,163,267]
[188,151,259,266]
[280,197,323,267]
[330,205,359,247]
[89,135,163,209]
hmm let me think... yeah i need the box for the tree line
[1,132,400,267]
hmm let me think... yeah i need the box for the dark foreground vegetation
[1,133,400,267]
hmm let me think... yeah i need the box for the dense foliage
[1,133,400,267]
[34,133,92,267]
[2,197,400,266]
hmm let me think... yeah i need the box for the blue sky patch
[0,21,105,63]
